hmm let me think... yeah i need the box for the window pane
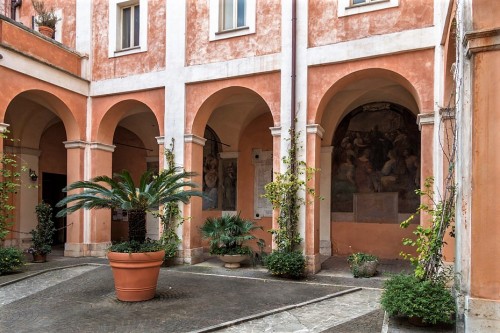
[122,7,131,49]
[237,0,245,27]
[352,0,367,4]
[223,0,234,30]
[133,5,140,47]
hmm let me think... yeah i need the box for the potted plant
[200,213,262,268]
[31,0,60,38]
[27,202,56,263]
[347,252,378,278]
[56,167,201,302]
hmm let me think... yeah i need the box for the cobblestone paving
[213,288,381,333]
[0,265,99,306]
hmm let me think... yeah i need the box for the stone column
[181,134,206,264]
[417,112,434,228]
[270,126,281,251]
[63,140,87,256]
[305,124,324,274]
[320,146,333,257]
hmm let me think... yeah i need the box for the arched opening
[192,86,275,255]
[3,90,78,248]
[317,69,422,259]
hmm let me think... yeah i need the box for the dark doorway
[42,173,67,245]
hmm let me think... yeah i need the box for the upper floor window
[221,0,246,31]
[108,0,148,58]
[338,0,399,17]
[209,0,255,41]
[120,3,140,49]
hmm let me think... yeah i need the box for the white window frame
[108,0,148,58]
[338,0,399,17]
[209,0,255,41]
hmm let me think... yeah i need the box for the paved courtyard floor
[0,253,453,333]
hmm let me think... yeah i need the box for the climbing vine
[156,138,183,258]
[263,129,317,253]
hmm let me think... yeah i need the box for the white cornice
[417,112,435,130]
[269,126,281,137]
[306,124,325,139]
[90,142,116,152]
[63,140,87,149]
[184,134,206,146]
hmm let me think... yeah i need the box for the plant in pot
[200,213,262,268]
[27,202,56,263]
[347,252,378,278]
[31,0,60,38]
[56,167,201,302]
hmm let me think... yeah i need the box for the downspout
[10,0,22,20]
[290,0,297,171]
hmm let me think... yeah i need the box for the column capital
[269,126,281,137]
[306,124,325,139]
[63,140,87,149]
[156,136,165,145]
[464,27,500,58]
[417,112,435,130]
[184,134,206,146]
[90,142,116,152]
[0,123,10,133]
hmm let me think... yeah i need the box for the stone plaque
[253,149,273,218]
[354,192,398,223]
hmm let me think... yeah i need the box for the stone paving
[0,253,452,333]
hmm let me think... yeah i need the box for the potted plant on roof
[56,167,201,302]
[27,202,56,263]
[31,0,60,38]
[200,213,262,268]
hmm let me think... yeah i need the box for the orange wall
[185,0,281,66]
[91,0,166,81]
[39,122,67,175]
[472,0,500,31]
[332,222,417,259]
[308,0,433,48]
[471,50,500,300]
[237,113,274,253]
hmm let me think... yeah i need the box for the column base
[305,253,321,274]
[64,242,110,257]
[178,247,204,264]
[320,240,332,256]
[465,297,500,332]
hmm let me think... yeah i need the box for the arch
[315,68,423,145]
[185,72,281,137]
[96,99,162,145]
[4,89,80,143]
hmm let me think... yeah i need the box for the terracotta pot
[218,254,249,268]
[32,253,47,263]
[38,26,54,38]
[107,250,165,302]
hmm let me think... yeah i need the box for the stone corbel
[306,124,325,139]
[417,112,435,131]
[184,134,206,146]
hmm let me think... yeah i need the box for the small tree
[28,202,56,255]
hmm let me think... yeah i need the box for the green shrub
[108,239,164,253]
[0,247,25,275]
[381,274,455,325]
[265,251,306,279]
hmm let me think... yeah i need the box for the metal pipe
[291,0,297,134]
[11,0,22,20]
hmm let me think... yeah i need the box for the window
[220,0,246,31]
[209,0,255,41]
[120,4,140,49]
[338,0,398,17]
[108,0,148,58]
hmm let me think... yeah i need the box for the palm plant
[200,214,262,255]
[56,167,201,246]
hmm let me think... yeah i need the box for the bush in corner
[381,274,455,325]
[265,251,306,279]
[0,247,25,275]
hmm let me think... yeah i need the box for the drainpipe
[291,0,297,135]
[11,0,22,20]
